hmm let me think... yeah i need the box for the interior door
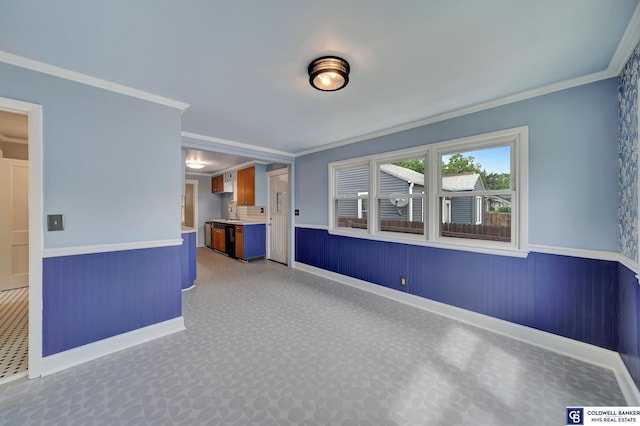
[0,158,29,291]
[268,171,288,264]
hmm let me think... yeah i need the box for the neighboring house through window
[329,126,528,256]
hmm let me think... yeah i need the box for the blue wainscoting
[296,227,618,351]
[43,245,182,356]
[181,231,197,289]
[619,263,640,389]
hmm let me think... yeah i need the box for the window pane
[441,146,510,190]
[440,195,511,242]
[336,166,368,197]
[335,199,368,229]
[379,159,425,197]
[377,197,424,235]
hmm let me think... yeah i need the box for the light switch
[47,214,64,231]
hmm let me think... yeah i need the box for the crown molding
[0,51,190,111]
[294,69,614,157]
[609,2,640,75]
[181,131,295,158]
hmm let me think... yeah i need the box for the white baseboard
[294,262,640,405]
[41,317,185,376]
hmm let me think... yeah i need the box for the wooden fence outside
[338,215,510,242]
[441,223,511,242]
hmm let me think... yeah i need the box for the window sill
[328,228,529,258]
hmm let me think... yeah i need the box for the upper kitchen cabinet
[236,165,266,206]
[211,175,223,193]
[212,172,234,193]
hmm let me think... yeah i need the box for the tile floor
[0,248,628,425]
[0,287,28,381]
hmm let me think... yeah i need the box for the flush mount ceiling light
[308,56,350,91]
[185,161,205,170]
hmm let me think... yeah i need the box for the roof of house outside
[442,173,482,191]
[381,164,483,192]
[380,164,424,185]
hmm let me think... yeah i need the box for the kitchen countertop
[181,226,197,233]
[208,219,267,225]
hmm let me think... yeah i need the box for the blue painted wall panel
[619,263,640,389]
[296,228,618,350]
[43,246,182,356]
[243,224,266,260]
[181,232,196,289]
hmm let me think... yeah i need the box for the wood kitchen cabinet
[212,224,225,252]
[211,175,224,193]
[235,225,244,259]
[236,166,255,205]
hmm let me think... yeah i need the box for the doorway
[183,179,199,235]
[0,97,43,381]
[0,110,29,382]
[267,168,289,265]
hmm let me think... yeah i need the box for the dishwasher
[224,224,236,258]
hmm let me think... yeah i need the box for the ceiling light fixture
[308,56,350,92]
[186,161,205,170]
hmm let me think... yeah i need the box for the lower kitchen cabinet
[235,224,266,261]
[213,223,225,252]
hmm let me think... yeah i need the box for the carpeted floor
[0,248,626,425]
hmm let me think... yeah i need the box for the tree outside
[394,153,510,190]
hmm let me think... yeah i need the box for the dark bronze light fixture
[308,56,350,91]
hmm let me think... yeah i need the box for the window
[376,157,425,235]
[332,163,369,231]
[438,145,513,244]
[329,126,528,256]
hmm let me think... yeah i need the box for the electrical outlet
[400,276,407,286]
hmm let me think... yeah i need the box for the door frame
[0,97,43,379]
[185,179,199,241]
[266,167,289,265]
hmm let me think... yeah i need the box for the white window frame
[357,192,368,219]
[374,153,428,238]
[329,160,370,233]
[475,196,482,225]
[328,126,529,257]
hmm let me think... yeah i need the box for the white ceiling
[184,149,256,175]
[1,1,639,163]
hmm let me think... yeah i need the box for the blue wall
[297,228,618,350]
[43,246,181,356]
[0,62,183,248]
[296,79,619,252]
[618,41,640,389]
[293,75,635,373]
[618,264,640,388]
[619,42,640,261]
[0,62,185,356]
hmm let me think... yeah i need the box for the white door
[0,158,29,291]
[268,171,288,264]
